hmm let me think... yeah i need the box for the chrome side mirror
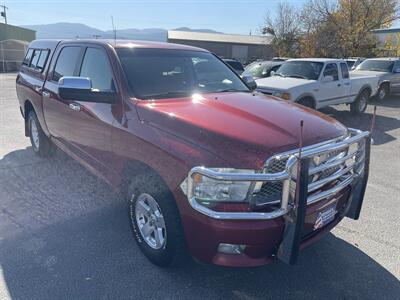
[58,76,116,103]
[59,76,92,90]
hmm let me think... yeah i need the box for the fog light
[218,243,246,254]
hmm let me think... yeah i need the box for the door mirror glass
[270,70,276,76]
[242,75,257,90]
[58,76,116,103]
[322,75,334,83]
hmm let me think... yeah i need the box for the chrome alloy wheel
[30,119,40,150]
[135,193,166,249]
[378,87,387,100]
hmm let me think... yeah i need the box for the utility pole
[0,4,8,24]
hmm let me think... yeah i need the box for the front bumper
[177,129,371,267]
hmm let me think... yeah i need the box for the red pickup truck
[16,39,371,268]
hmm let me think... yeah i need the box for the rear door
[340,62,352,99]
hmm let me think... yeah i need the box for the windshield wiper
[286,75,309,79]
[274,73,286,77]
[215,88,251,93]
[142,91,192,99]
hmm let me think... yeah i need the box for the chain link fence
[0,39,28,72]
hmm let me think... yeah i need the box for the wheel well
[297,96,316,109]
[24,100,34,136]
[121,160,170,196]
[379,81,390,91]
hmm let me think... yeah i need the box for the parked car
[346,57,365,70]
[222,58,244,75]
[16,40,371,268]
[351,57,400,100]
[255,58,379,114]
[243,60,283,79]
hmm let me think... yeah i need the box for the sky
[2,0,309,35]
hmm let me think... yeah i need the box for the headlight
[272,91,291,100]
[180,168,255,202]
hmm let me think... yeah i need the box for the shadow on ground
[0,148,399,299]
[320,95,400,145]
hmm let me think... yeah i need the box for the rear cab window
[22,48,51,73]
[340,63,349,79]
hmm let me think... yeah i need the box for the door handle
[42,90,50,97]
[337,83,341,87]
[69,103,81,111]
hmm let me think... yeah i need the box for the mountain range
[21,22,222,41]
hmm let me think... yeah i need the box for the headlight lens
[181,168,255,202]
[272,91,291,100]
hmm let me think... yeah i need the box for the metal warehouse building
[0,23,36,72]
[167,30,273,63]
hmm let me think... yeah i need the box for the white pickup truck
[255,58,380,114]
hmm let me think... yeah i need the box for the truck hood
[255,76,315,91]
[351,70,389,77]
[135,92,347,169]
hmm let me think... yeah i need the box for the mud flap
[277,158,310,265]
[346,136,371,220]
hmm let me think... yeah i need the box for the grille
[251,136,366,207]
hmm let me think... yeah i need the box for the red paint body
[17,40,351,267]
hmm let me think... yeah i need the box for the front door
[316,63,347,107]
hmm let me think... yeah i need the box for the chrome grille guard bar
[187,128,370,220]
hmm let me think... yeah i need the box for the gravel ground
[0,72,399,299]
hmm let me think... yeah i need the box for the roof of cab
[287,58,344,63]
[29,39,209,52]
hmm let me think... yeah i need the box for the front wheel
[28,111,55,157]
[350,90,369,115]
[127,174,188,267]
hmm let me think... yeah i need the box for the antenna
[111,16,117,45]
[296,120,304,200]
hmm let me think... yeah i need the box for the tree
[262,2,302,57]
[299,0,400,57]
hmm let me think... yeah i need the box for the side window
[79,47,114,91]
[30,49,41,69]
[36,50,50,72]
[53,46,82,82]
[22,48,34,66]
[323,63,339,81]
[393,60,400,72]
[340,63,349,79]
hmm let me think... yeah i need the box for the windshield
[244,62,268,78]
[117,48,249,99]
[356,60,394,72]
[274,61,324,80]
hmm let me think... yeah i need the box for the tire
[377,84,389,101]
[350,90,369,115]
[127,174,187,267]
[297,97,315,109]
[28,111,55,157]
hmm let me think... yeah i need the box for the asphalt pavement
[0,73,399,299]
